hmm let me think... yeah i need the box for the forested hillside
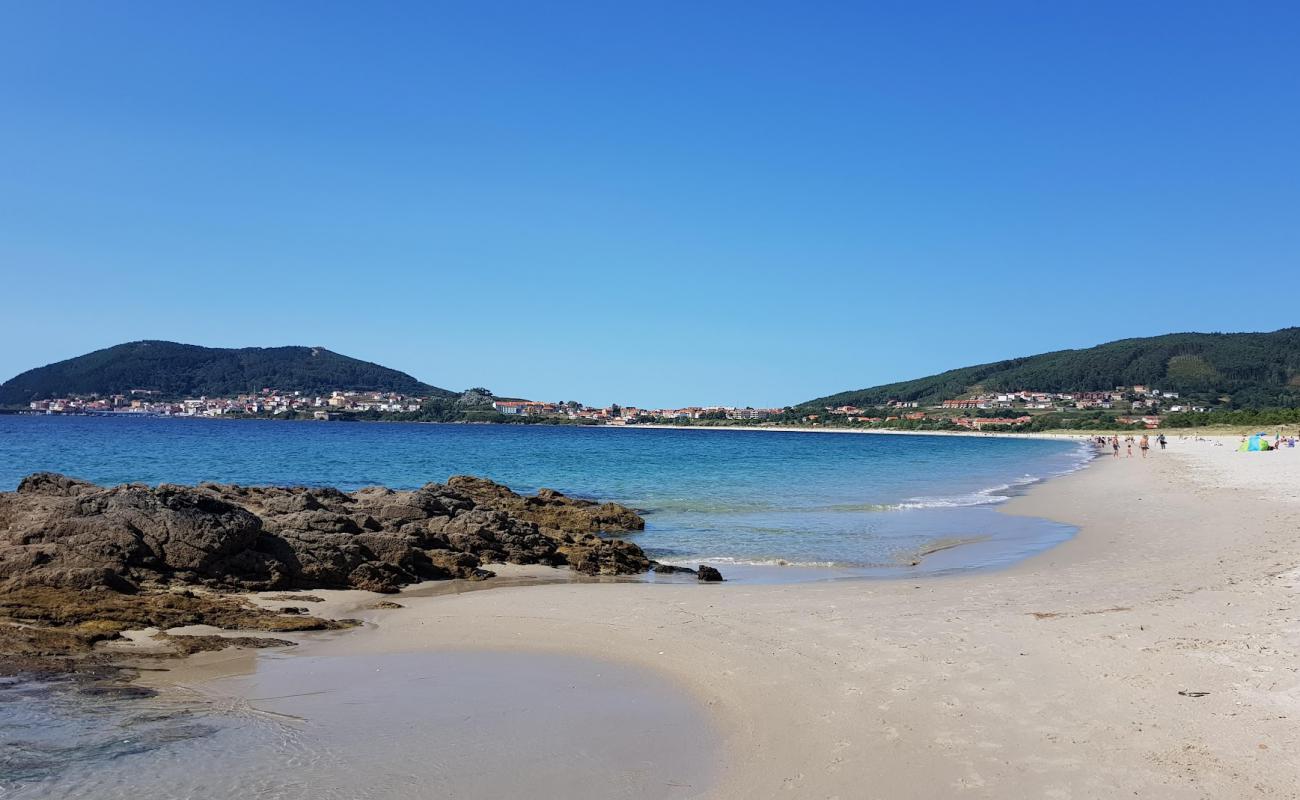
[804,329,1300,410]
[0,341,453,404]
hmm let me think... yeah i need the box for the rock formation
[0,473,722,675]
[696,564,725,582]
[0,472,657,595]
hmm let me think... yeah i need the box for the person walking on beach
[1111,435,1120,458]
[1157,433,1167,451]
[1140,434,1150,458]
[1125,436,1133,458]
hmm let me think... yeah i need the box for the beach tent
[1238,435,1273,452]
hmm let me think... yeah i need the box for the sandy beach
[141,437,1300,798]
[8,4,1299,797]
[603,422,1096,440]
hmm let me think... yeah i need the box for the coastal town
[23,389,424,419]
[18,384,1213,430]
[819,386,1214,430]
[20,389,788,424]
[487,400,787,423]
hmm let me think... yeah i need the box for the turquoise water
[1,416,1088,796]
[0,415,1087,576]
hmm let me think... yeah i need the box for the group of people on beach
[1094,433,1164,459]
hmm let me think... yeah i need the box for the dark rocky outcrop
[0,472,653,596]
[0,585,355,676]
[0,473,721,675]
[443,477,651,575]
[696,565,725,582]
[446,477,645,534]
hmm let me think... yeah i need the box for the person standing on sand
[1158,433,1167,450]
[1126,437,1133,458]
[1140,434,1150,458]
[1112,435,1120,458]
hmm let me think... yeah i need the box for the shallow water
[2,651,719,799]
[0,674,219,790]
[0,419,1088,790]
[0,416,1086,574]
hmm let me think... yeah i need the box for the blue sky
[2,2,1297,407]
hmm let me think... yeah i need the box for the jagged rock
[1,478,264,589]
[0,587,356,638]
[17,472,97,497]
[447,476,645,534]
[0,586,350,674]
[651,563,697,575]
[696,565,724,582]
[152,631,297,656]
[560,534,652,576]
[0,473,650,595]
[424,549,492,580]
[0,475,732,677]
[347,561,416,593]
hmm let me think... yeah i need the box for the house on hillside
[952,416,1031,430]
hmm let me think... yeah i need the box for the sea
[0,414,1091,577]
[1,415,1092,799]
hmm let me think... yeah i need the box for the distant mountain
[803,329,1300,410]
[0,341,456,404]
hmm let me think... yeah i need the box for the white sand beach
[602,422,1097,440]
[147,437,1300,798]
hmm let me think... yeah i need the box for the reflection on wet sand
[6,649,719,800]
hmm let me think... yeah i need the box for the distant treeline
[1158,407,1300,428]
[0,341,451,404]
[226,395,602,426]
[197,402,1300,432]
[804,328,1300,411]
[642,409,1149,432]
[635,408,1298,432]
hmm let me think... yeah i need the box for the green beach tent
[1238,434,1273,452]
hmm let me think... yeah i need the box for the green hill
[803,329,1300,410]
[0,341,455,404]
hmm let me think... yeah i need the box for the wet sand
[131,438,1300,797]
[16,649,718,800]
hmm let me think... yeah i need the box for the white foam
[655,556,846,568]
[889,475,1033,510]
[890,443,1097,510]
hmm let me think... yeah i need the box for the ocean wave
[892,475,1038,509]
[835,451,1097,513]
[822,476,1038,512]
[653,556,849,568]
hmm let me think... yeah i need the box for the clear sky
[2,2,1297,408]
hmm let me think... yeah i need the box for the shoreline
[604,422,1094,440]
[18,411,1290,440]
[127,435,1300,796]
